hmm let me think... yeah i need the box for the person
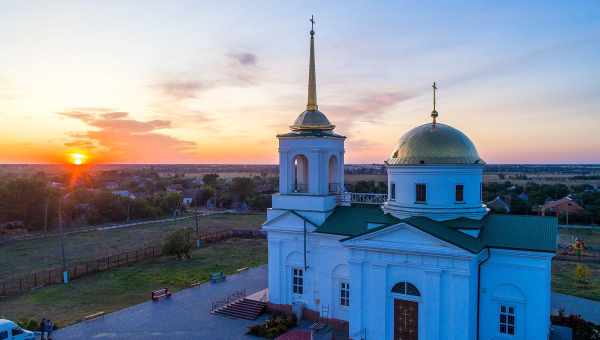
[39,318,48,340]
[46,319,54,340]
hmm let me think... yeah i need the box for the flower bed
[247,312,297,339]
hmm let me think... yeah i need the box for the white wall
[479,249,554,340]
[278,136,345,195]
[266,229,349,314]
[384,165,488,221]
[348,248,477,340]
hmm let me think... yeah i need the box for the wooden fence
[0,229,265,298]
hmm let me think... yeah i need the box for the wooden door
[394,299,418,340]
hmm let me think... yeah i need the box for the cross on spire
[306,15,318,111]
[431,81,439,126]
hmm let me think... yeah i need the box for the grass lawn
[552,260,600,301]
[0,238,267,327]
[0,212,265,279]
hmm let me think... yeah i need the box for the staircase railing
[338,192,388,206]
[210,288,246,312]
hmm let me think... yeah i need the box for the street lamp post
[57,195,68,283]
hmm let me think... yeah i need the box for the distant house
[486,196,510,214]
[540,196,584,217]
[105,181,119,190]
[112,190,135,199]
[166,184,184,193]
[182,189,198,206]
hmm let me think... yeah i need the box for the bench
[151,287,172,301]
[210,272,226,283]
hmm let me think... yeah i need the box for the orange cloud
[58,109,198,163]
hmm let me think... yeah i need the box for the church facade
[262,23,557,340]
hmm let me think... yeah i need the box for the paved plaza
[54,265,268,340]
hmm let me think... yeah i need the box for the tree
[231,177,255,202]
[575,264,590,285]
[162,229,193,259]
[202,173,220,187]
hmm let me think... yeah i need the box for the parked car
[0,320,36,340]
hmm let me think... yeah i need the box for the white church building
[262,23,557,340]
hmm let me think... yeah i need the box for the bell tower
[269,16,346,225]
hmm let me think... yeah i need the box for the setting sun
[69,152,87,166]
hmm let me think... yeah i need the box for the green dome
[290,110,335,131]
[387,123,484,165]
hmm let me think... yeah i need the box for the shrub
[17,319,39,331]
[162,229,193,259]
[575,264,591,284]
[247,312,297,338]
[552,310,600,340]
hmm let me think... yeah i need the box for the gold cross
[432,82,437,111]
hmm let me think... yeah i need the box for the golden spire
[431,81,439,126]
[306,15,318,112]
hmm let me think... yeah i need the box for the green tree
[231,177,256,202]
[575,264,590,285]
[202,173,220,187]
[162,229,193,259]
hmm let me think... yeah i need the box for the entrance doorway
[393,299,418,340]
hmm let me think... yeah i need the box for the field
[0,238,267,326]
[0,213,265,279]
[553,260,600,301]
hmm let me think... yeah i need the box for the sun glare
[69,152,87,166]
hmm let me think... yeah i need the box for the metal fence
[0,229,265,298]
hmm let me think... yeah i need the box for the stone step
[213,298,266,320]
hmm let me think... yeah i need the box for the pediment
[343,223,470,256]
[262,210,317,232]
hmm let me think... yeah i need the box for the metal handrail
[339,192,388,205]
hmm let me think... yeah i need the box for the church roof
[315,205,557,253]
[386,123,484,166]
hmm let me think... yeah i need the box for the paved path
[552,292,600,324]
[54,265,268,340]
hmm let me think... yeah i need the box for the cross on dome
[431,81,439,126]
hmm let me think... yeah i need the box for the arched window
[328,155,339,193]
[292,155,309,193]
[391,282,421,296]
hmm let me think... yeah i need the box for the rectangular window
[390,183,396,200]
[292,268,304,295]
[499,305,515,335]
[340,282,350,306]
[456,184,464,202]
[416,183,427,203]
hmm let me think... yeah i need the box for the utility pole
[58,195,68,283]
[127,199,131,223]
[195,208,199,234]
[44,197,49,235]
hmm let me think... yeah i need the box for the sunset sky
[1,1,599,164]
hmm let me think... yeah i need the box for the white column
[349,258,364,338]
[309,150,319,195]
[425,270,441,340]
[279,150,289,193]
[268,238,282,303]
[369,262,387,340]
[339,150,345,191]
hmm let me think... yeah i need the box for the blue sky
[0,1,599,163]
